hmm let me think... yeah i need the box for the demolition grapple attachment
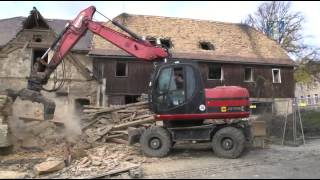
[5,88,55,120]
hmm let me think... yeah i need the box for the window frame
[115,61,128,77]
[244,67,254,82]
[272,68,281,83]
[315,94,319,104]
[207,64,223,80]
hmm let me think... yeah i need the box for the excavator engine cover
[205,86,250,116]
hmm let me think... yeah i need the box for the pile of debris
[0,95,12,149]
[56,143,148,178]
[81,101,156,144]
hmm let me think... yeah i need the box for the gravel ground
[141,139,320,179]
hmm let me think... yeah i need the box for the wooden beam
[66,54,92,80]
[81,162,139,179]
[93,101,148,115]
[108,138,128,145]
[112,116,155,130]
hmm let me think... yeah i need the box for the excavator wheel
[212,127,245,159]
[140,126,172,157]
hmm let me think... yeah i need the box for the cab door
[150,62,206,115]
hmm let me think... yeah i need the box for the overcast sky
[1,1,319,48]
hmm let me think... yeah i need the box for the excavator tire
[212,126,245,159]
[140,126,172,157]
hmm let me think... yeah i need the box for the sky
[0,1,319,48]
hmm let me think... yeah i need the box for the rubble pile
[81,101,156,144]
[44,143,171,178]
[0,97,165,178]
[66,144,143,177]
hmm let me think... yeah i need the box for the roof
[0,10,92,51]
[90,13,294,66]
[0,17,25,47]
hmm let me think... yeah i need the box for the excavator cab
[150,61,206,116]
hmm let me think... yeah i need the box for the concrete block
[0,124,10,147]
[34,160,65,175]
[0,171,28,179]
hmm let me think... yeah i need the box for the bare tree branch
[244,1,306,56]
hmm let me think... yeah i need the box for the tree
[244,1,306,56]
[294,47,320,82]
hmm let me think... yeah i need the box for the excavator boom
[6,6,168,120]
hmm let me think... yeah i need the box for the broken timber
[81,101,155,144]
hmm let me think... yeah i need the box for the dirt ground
[1,106,320,179]
[141,139,320,179]
[1,136,320,179]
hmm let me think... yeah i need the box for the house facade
[0,8,97,118]
[89,13,295,115]
[295,62,320,107]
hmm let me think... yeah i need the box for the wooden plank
[109,130,128,135]
[116,110,137,113]
[108,138,128,145]
[96,125,113,136]
[103,134,126,140]
[130,112,136,121]
[81,119,100,131]
[113,116,155,130]
[80,162,139,179]
[133,114,151,120]
[111,112,120,122]
[93,101,148,115]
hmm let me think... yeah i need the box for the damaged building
[0,8,97,118]
[0,8,295,118]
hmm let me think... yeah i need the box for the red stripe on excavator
[207,99,249,107]
[155,112,250,121]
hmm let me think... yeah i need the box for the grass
[301,110,320,127]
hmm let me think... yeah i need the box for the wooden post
[96,84,101,107]
[102,78,106,107]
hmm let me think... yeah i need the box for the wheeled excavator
[5,6,252,158]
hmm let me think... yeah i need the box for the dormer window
[200,41,215,50]
[145,36,173,49]
[160,38,173,49]
[33,34,42,43]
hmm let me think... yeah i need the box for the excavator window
[154,66,190,111]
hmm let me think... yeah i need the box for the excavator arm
[8,6,168,120]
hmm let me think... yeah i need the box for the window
[33,34,42,43]
[307,95,312,105]
[125,95,140,104]
[208,64,223,80]
[199,41,215,50]
[155,67,186,108]
[272,68,281,83]
[315,94,319,104]
[299,96,305,104]
[116,62,128,77]
[244,67,253,82]
[160,38,173,49]
[186,66,195,99]
[32,49,48,73]
[74,98,90,114]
